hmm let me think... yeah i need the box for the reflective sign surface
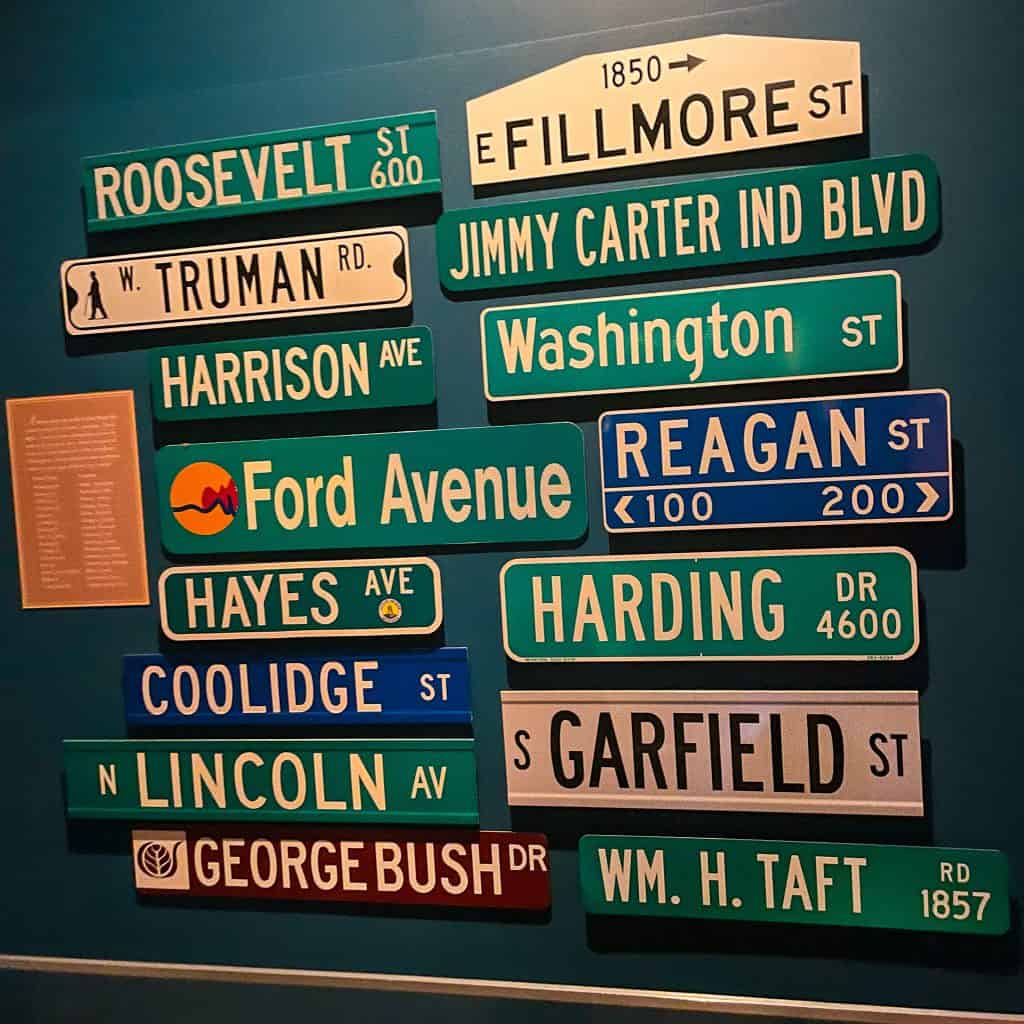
[500,548,918,661]
[159,558,443,641]
[579,836,1009,935]
[62,228,411,335]
[123,649,471,727]
[132,827,550,909]
[64,738,478,824]
[501,690,922,816]
[601,390,952,532]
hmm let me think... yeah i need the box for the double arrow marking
[611,481,945,526]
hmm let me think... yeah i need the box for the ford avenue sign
[155,423,587,554]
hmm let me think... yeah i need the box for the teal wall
[2,0,1022,1019]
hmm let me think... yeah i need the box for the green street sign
[156,423,587,555]
[438,153,938,291]
[482,270,901,401]
[151,327,435,421]
[158,558,442,641]
[83,111,441,232]
[64,739,478,824]
[500,547,918,661]
[579,836,1009,936]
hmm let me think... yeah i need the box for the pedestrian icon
[87,271,107,319]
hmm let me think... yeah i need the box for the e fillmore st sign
[122,649,471,727]
[500,548,918,661]
[467,35,861,186]
[61,228,410,335]
[151,327,435,420]
[159,558,442,641]
[501,690,922,816]
[579,837,1009,935]
[83,111,441,231]
[437,154,938,292]
[131,827,550,910]
[155,423,587,555]
[64,739,478,824]
[601,390,952,532]
[482,271,902,402]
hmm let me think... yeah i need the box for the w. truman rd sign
[155,423,587,554]
[467,35,861,186]
[62,228,410,335]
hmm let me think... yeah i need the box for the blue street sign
[122,649,471,727]
[600,390,952,532]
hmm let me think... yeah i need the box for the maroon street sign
[131,826,551,910]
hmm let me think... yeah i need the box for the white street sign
[501,690,922,816]
[61,227,411,335]
[467,34,862,186]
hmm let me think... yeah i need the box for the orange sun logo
[169,462,238,536]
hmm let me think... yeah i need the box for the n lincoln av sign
[467,35,862,186]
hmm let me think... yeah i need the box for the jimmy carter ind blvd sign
[62,228,410,335]
[155,423,587,555]
[151,327,436,420]
[64,738,478,824]
[123,649,471,727]
[500,548,918,661]
[482,271,902,402]
[159,558,442,641]
[579,837,1009,935]
[501,690,922,816]
[601,390,952,532]
[438,154,938,291]
[84,111,441,231]
[468,35,861,186]
[132,827,551,910]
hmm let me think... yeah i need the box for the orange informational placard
[6,390,149,608]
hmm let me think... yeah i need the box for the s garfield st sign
[156,423,587,554]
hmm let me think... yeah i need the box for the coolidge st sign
[156,423,587,555]
[84,111,441,231]
[468,35,861,185]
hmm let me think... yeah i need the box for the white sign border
[498,546,920,663]
[480,270,902,402]
[61,226,412,336]
[158,557,443,641]
[598,387,953,534]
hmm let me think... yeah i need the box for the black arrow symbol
[669,53,705,72]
